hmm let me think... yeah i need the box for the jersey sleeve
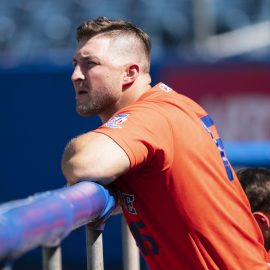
[93,103,173,170]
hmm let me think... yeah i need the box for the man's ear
[253,211,270,228]
[123,64,139,85]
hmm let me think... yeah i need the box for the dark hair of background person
[237,167,270,213]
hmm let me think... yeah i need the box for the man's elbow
[61,155,101,185]
[61,149,87,185]
[61,140,88,185]
[61,158,81,185]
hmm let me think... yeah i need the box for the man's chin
[76,106,98,117]
[76,110,92,117]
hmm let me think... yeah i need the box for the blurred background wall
[0,0,270,269]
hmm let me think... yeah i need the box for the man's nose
[71,65,85,81]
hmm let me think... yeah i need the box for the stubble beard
[76,87,120,117]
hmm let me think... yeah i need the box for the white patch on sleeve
[105,114,129,128]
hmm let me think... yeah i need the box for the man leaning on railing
[61,16,270,270]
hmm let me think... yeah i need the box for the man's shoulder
[115,82,206,119]
[137,82,180,103]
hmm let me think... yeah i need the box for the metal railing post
[86,225,104,270]
[42,246,62,270]
[122,216,140,270]
[191,0,216,43]
[0,261,12,270]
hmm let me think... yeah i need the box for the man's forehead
[74,36,111,59]
[75,35,131,59]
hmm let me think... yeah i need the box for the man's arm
[61,132,130,185]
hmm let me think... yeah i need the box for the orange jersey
[95,83,269,270]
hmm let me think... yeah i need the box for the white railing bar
[200,21,270,58]
[86,225,104,270]
[42,246,62,270]
[122,216,140,270]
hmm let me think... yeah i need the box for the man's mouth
[77,90,88,95]
[75,90,88,100]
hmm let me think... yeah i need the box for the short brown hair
[77,17,151,55]
[76,16,151,66]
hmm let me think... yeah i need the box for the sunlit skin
[62,33,152,185]
[253,212,270,252]
[71,35,151,123]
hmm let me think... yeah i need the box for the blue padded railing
[0,141,269,270]
[225,141,270,167]
[0,182,115,262]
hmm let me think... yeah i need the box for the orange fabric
[95,83,269,270]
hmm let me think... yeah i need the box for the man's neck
[99,78,151,123]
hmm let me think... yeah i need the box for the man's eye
[86,61,96,67]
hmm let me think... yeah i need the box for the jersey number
[129,221,158,256]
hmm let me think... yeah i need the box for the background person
[237,167,270,255]
[61,17,269,269]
